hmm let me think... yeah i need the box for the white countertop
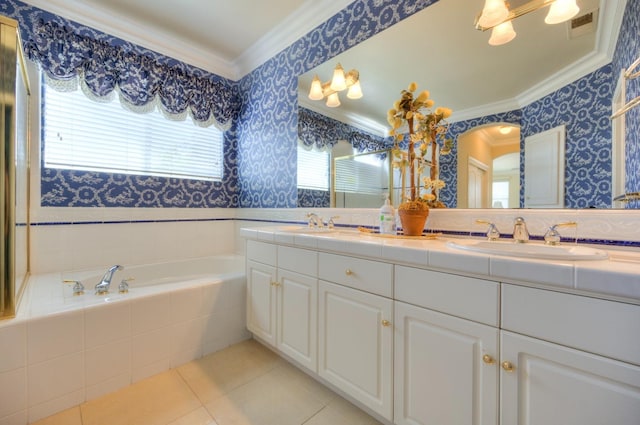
[240,226,640,305]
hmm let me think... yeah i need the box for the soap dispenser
[379,196,396,235]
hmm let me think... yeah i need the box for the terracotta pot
[398,207,429,236]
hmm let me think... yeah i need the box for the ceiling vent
[568,8,598,39]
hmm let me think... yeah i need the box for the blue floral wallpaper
[1,0,240,208]
[236,0,438,208]
[613,0,640,208]
[1,0,637,209]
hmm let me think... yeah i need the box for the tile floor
[32,339,383,425]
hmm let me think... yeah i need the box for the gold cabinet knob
[381,319,391,327]
[501,361,515,372]
[345,269,353,276]
[270,281,281,287]
[482,354,495,365]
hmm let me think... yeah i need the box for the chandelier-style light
[475,0,580,46]
[308,63,362,108]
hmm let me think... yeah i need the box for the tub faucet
[95,265,123,294]
[512,217,529,243]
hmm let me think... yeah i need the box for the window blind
[334,158,384,194]
[297,145,329,190]
[43,86,224,181]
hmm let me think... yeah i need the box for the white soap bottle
[379,196,396,235]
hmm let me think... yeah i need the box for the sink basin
[279,226,339,234]
[446,239,609,261]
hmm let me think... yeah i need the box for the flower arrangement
[388,82,453,212]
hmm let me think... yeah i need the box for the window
[297,145,329,190]
[43,85,224,181]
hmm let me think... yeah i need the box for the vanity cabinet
[318,280,394,420]
[244,232,640,425]
[246,241,318,372]
[394,266,500,425]
[500,284,640,425]
[318,252,394,420]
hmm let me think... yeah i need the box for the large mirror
[298,0,633,209]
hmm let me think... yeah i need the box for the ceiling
[21,0,355,79]
[22,0,624,135]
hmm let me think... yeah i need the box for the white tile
[170,287,204,323]
[0,322,26,372]
[84,338,131,387]
[85,372,131,401]
[27,352,84,407]
[27,311,84,365]
[170,317,206,367]
[131,293,171,335]
[27,390,84,424]
[491,257,574,288]
[84,300,131,349]
[0,409,27,425]
[429,249,490,275]
[0,368,27,418]
[132,327,170,372]
[131,358,171,383]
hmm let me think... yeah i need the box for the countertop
[240,225,640,305]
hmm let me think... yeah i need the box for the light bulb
[347,80,363,99]
[308,75,324,100]
[326,92,341,107]
[545,0,580,24]
[478,0,509,28]
[330,63,347,92]
[489,20,516,46]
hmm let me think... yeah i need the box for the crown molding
[20,0,356,81]
[298,93,389,138]
[234,0,357,79]
[20,0,237,79]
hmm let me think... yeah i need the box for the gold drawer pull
[345,269,353,276]
[482,354,495,365]
[270,281,281,287]
[381,319,391,327]
[501,361,515,372]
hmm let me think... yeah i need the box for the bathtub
[4,255,250,423]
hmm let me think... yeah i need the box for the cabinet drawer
[502,284,640,366]
[395,266,499,326]
[318,253,393,298]
[246,240,276,266]
[278,246,317,276]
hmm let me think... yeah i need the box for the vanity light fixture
[475,0,580,46]
[308,63,363,108]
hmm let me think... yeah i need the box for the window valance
[298,107,389,152]
[24,19,237,129]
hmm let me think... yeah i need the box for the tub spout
[95,265,123,294]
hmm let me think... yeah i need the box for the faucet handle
[118,277,134,294]
[544,222,577,245]
[63,279,85,296]
[327,216,340,229]
[476,219,501,241]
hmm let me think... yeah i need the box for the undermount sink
[279,226,339,234]
[446,239,609,261]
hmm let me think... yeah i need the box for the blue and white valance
[298,107,389,152]
[24,19,237,129]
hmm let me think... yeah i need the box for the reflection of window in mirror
[297,144,329,191]
[492,181,509,208]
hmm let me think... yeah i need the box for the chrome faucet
[544,222,577,245]
[306,212,322,228]
[476,219,501,241]
[512,217,529,243]
[95,265,123,294]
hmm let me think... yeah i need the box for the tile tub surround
[240,225,640,304]
[0,273,249,424]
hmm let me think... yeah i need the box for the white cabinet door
[501,331,640,425]
[277,269,317,372]
[246,260,277,346]
[394,301,499,425]
[318,280,393,421]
